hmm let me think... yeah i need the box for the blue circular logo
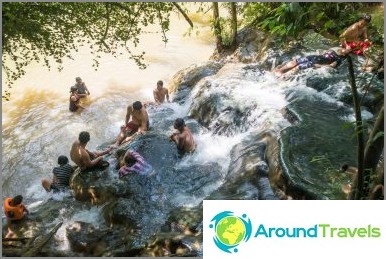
[209,211,252,253]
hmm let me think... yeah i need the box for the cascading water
[2,21,383,255]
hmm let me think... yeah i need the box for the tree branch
[172,2,193,28]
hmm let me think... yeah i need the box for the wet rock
[102,198,138,228]
[169,61,224,96]
[70,168,132,205]
[66,221,107,255]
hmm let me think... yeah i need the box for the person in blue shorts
[273,48,351,77]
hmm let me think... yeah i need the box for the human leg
[41,179,52,192]
[273,59,298,75]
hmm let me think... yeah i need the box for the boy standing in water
[153,80,170,105]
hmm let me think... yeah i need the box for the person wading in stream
[70,131,112,171]
[74,77,90,96]
[69,86,86,112]
[170,118,196,155]
[111,101,149,148]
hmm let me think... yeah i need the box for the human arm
[125,105,133,125]
[314,61,338,68]
[83,83,90,95]
[166,89,170,102]
[138,110,149,133]
[83,149,103,168]
[94,147,113,157]
[71,95,86,109]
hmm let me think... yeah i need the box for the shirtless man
[170,118,196,154]
[112,101,149,147]
[70,131,112,171]
[153,80,170,105]
[339,14,372,55]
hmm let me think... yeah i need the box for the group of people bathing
[43,79,196,190]
[4,14,382,238]
[273,14,383,79]
[4,79,197,237]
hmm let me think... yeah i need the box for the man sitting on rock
[70,131,112,171]
[3,195,29,238]
[170,118,196,154]
[42,155,75,192]
[111,101,149,147]
[340,14,372,55]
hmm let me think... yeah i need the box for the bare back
[70,140,92,169]
[340,21,367,42]
[177,127,196,152]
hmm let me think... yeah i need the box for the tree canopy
[2,2,176,99]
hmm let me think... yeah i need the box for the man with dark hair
[153,80,170,105]
[41,155,75,192]
[170,118,196,154]
[118,150,153,178]
[340,14,372,55]
[70,131,112,170]
[3,195,29,238]
[112,101,149,147]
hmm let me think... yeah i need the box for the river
[2,10,215,199]
[2,5,383,256]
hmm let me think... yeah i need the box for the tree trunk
[212,2,223,52]
[363,105,384,198]
[230,3,237,48]
[347,56,365,200]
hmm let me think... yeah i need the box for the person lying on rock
[3,195,29,238]
[111,101,149,148]
[272,48,351,78]
[339,14,372,56]
[118,150,153,178]
[170,118,196,154]
[41,155,75,193]
[70,131,112,171]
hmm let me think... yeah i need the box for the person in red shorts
[111,101,149,147]
[339,14,372,55]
